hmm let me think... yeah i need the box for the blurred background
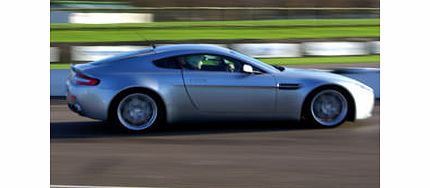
[50,0,379,68]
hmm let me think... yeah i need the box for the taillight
[72,72,100,86]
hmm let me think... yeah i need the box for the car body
[66,44,374,131]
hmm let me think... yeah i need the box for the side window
[223,57,245,73]
[153,57,181,69]
[199,55,229,72]
[180,54,258,73]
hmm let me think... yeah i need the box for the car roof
[153,44,231,54]
[90,44,228,66]
[87,44,280,74]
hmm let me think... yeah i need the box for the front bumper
[352,85,375,120]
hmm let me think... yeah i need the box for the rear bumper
[66,90,82,115]
[66,82,116,121]
[67,103,83,115]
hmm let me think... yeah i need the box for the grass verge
[51,19,379,43]
[261,55,379,65]
[51,18,379,29]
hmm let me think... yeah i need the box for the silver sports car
[66,44,374,132]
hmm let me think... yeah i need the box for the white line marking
[51,185,166,188]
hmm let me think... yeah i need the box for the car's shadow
[50,120,320,139]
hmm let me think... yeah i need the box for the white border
[1,0,49,187]
[381,0,430,187]
[4,0,430,187]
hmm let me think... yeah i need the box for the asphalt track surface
[51,99,379,188]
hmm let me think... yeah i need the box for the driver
[179,55,204,70]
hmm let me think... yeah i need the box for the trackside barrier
[58,42,379,62]
[50,68,380,98]
[50,47,60,62]
[69,13,153,24]
[72,46,147,61]
[50,7,379,22]
[302,42,369,56]
[231,43,301,58]
[51,69,70,96]
[368,41,380,54]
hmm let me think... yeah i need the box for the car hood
[275,67,363,85]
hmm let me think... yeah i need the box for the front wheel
[304,89,349,128]
[114,93,161,132]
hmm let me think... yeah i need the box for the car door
[180,54,277,113]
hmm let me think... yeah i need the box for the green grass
[260,55,379,65]
[51,64,72,69]
[51,26,379,42]
[51,19,379,43]
[50,55,379,69]
[51,18,379,29]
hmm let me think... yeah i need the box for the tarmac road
[51,100,380,188]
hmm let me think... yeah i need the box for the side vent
[277,83,301,90]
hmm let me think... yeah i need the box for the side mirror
[243,64,262,74]
[243,64,254,74]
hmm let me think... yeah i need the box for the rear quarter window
[153,57,181,69]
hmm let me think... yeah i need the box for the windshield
[229,50,281,73]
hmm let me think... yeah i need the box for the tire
[303,88,350,128]
[112,92,163,132]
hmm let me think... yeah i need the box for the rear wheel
[114,93,161,132]
[304,89,349,128]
